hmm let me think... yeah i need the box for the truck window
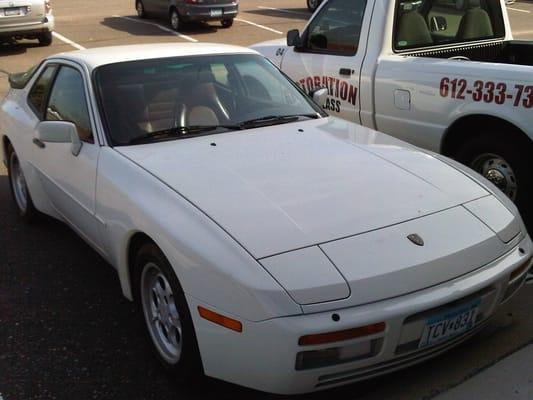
[303,0,367,56]
[394,0,505,51]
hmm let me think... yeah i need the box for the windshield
[95,54,325,145]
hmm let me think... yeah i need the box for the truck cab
[252,0,533,230]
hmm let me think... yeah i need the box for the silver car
[0,0,54,45]
[135,0,238,31]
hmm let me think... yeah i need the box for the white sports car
[1,43,532,395]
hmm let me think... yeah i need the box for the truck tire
[455,132,533,232]
[38,32,53,46]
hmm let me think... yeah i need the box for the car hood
[116,118,488,259]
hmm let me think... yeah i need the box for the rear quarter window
[394,0,505,51]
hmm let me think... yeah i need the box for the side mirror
[311,87,328,107]
[287,29,302,47]
[36,121,83,156]
[430,16,447,32]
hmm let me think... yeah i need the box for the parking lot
[1,1,533,399]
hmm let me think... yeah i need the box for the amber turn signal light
[198,306,243,333]
[299,322,386,346]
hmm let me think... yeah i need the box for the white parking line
[507,6,531,13]
[234,18,283,34]
[257,5,310,16]
[52,32,86,50]
[112,15,198,42]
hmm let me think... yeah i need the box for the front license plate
[210,9,222,17]
[418,299,480,348]
[4,8,21,16]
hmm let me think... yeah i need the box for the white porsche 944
[1,43,532,394]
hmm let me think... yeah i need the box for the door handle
[339,68,353,76]
[33,138,46,149]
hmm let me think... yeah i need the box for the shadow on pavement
[100,15,225,38]
[0,42,37,57]
[244,8,311,22]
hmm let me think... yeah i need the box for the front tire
[6,144,38,222]
[135,243,203,381]
[136,0,148,18]
[169,8,181,31]
[455,132,533,231]
[221,19,233,28]
[38,31,53,46]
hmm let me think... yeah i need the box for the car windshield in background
[394,0,505,51]
[95,54,324,145]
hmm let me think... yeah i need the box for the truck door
[281,0,371,123]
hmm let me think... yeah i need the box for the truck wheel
[455,133,533,231]
[169,8,181,31]
[307,0,320,11]
[38,32,53,46]
[7,144,38,222]
[136,0,148,18]
[135,243,203,381]
[221,19,233,28]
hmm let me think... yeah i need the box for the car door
[281,0,371,123]
[31,63,103,251]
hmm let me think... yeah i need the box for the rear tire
[136,0,148,18]
[221,19,233,28]
[455,132,533,233]
[307,0,321,11]
[135,243,203,382]
[6,144,38,222]
[38,32,52,46]
[169,8,181,31]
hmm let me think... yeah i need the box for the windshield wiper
[238,113,320,128]
[128,124,242,145]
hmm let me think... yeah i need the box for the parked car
[1,43,532,395]
[0,0,54,46]
[135,0,238,30]
[252,0,533,232]
[307,0,323,11]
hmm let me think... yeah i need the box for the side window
[304,0,367,56]
[395,0,505,51]
[27,65,57,119]
[46,66,94,143]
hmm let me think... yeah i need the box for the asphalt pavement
[1,1,533,399]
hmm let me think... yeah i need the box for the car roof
[50,43,259,70]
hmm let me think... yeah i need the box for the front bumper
[189,235,532,394]
[0,14,54,37]
[177,3,238,21]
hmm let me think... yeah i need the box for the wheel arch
[441,114,532,157]
[125,231,157,302]
[2,134,12,166]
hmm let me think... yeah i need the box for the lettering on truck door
[281,0,371,124]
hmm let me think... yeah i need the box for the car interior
[97,58,304,145]
[395,0,503,50]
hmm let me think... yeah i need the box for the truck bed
[405,40,533,67]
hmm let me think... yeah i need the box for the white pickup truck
[252,0,533,229]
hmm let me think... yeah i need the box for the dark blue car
[135,0,238,30]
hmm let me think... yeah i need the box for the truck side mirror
[310,87,328,107]
[430,16,447,32]
[36,120,83,156]
[287,29,302,47]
